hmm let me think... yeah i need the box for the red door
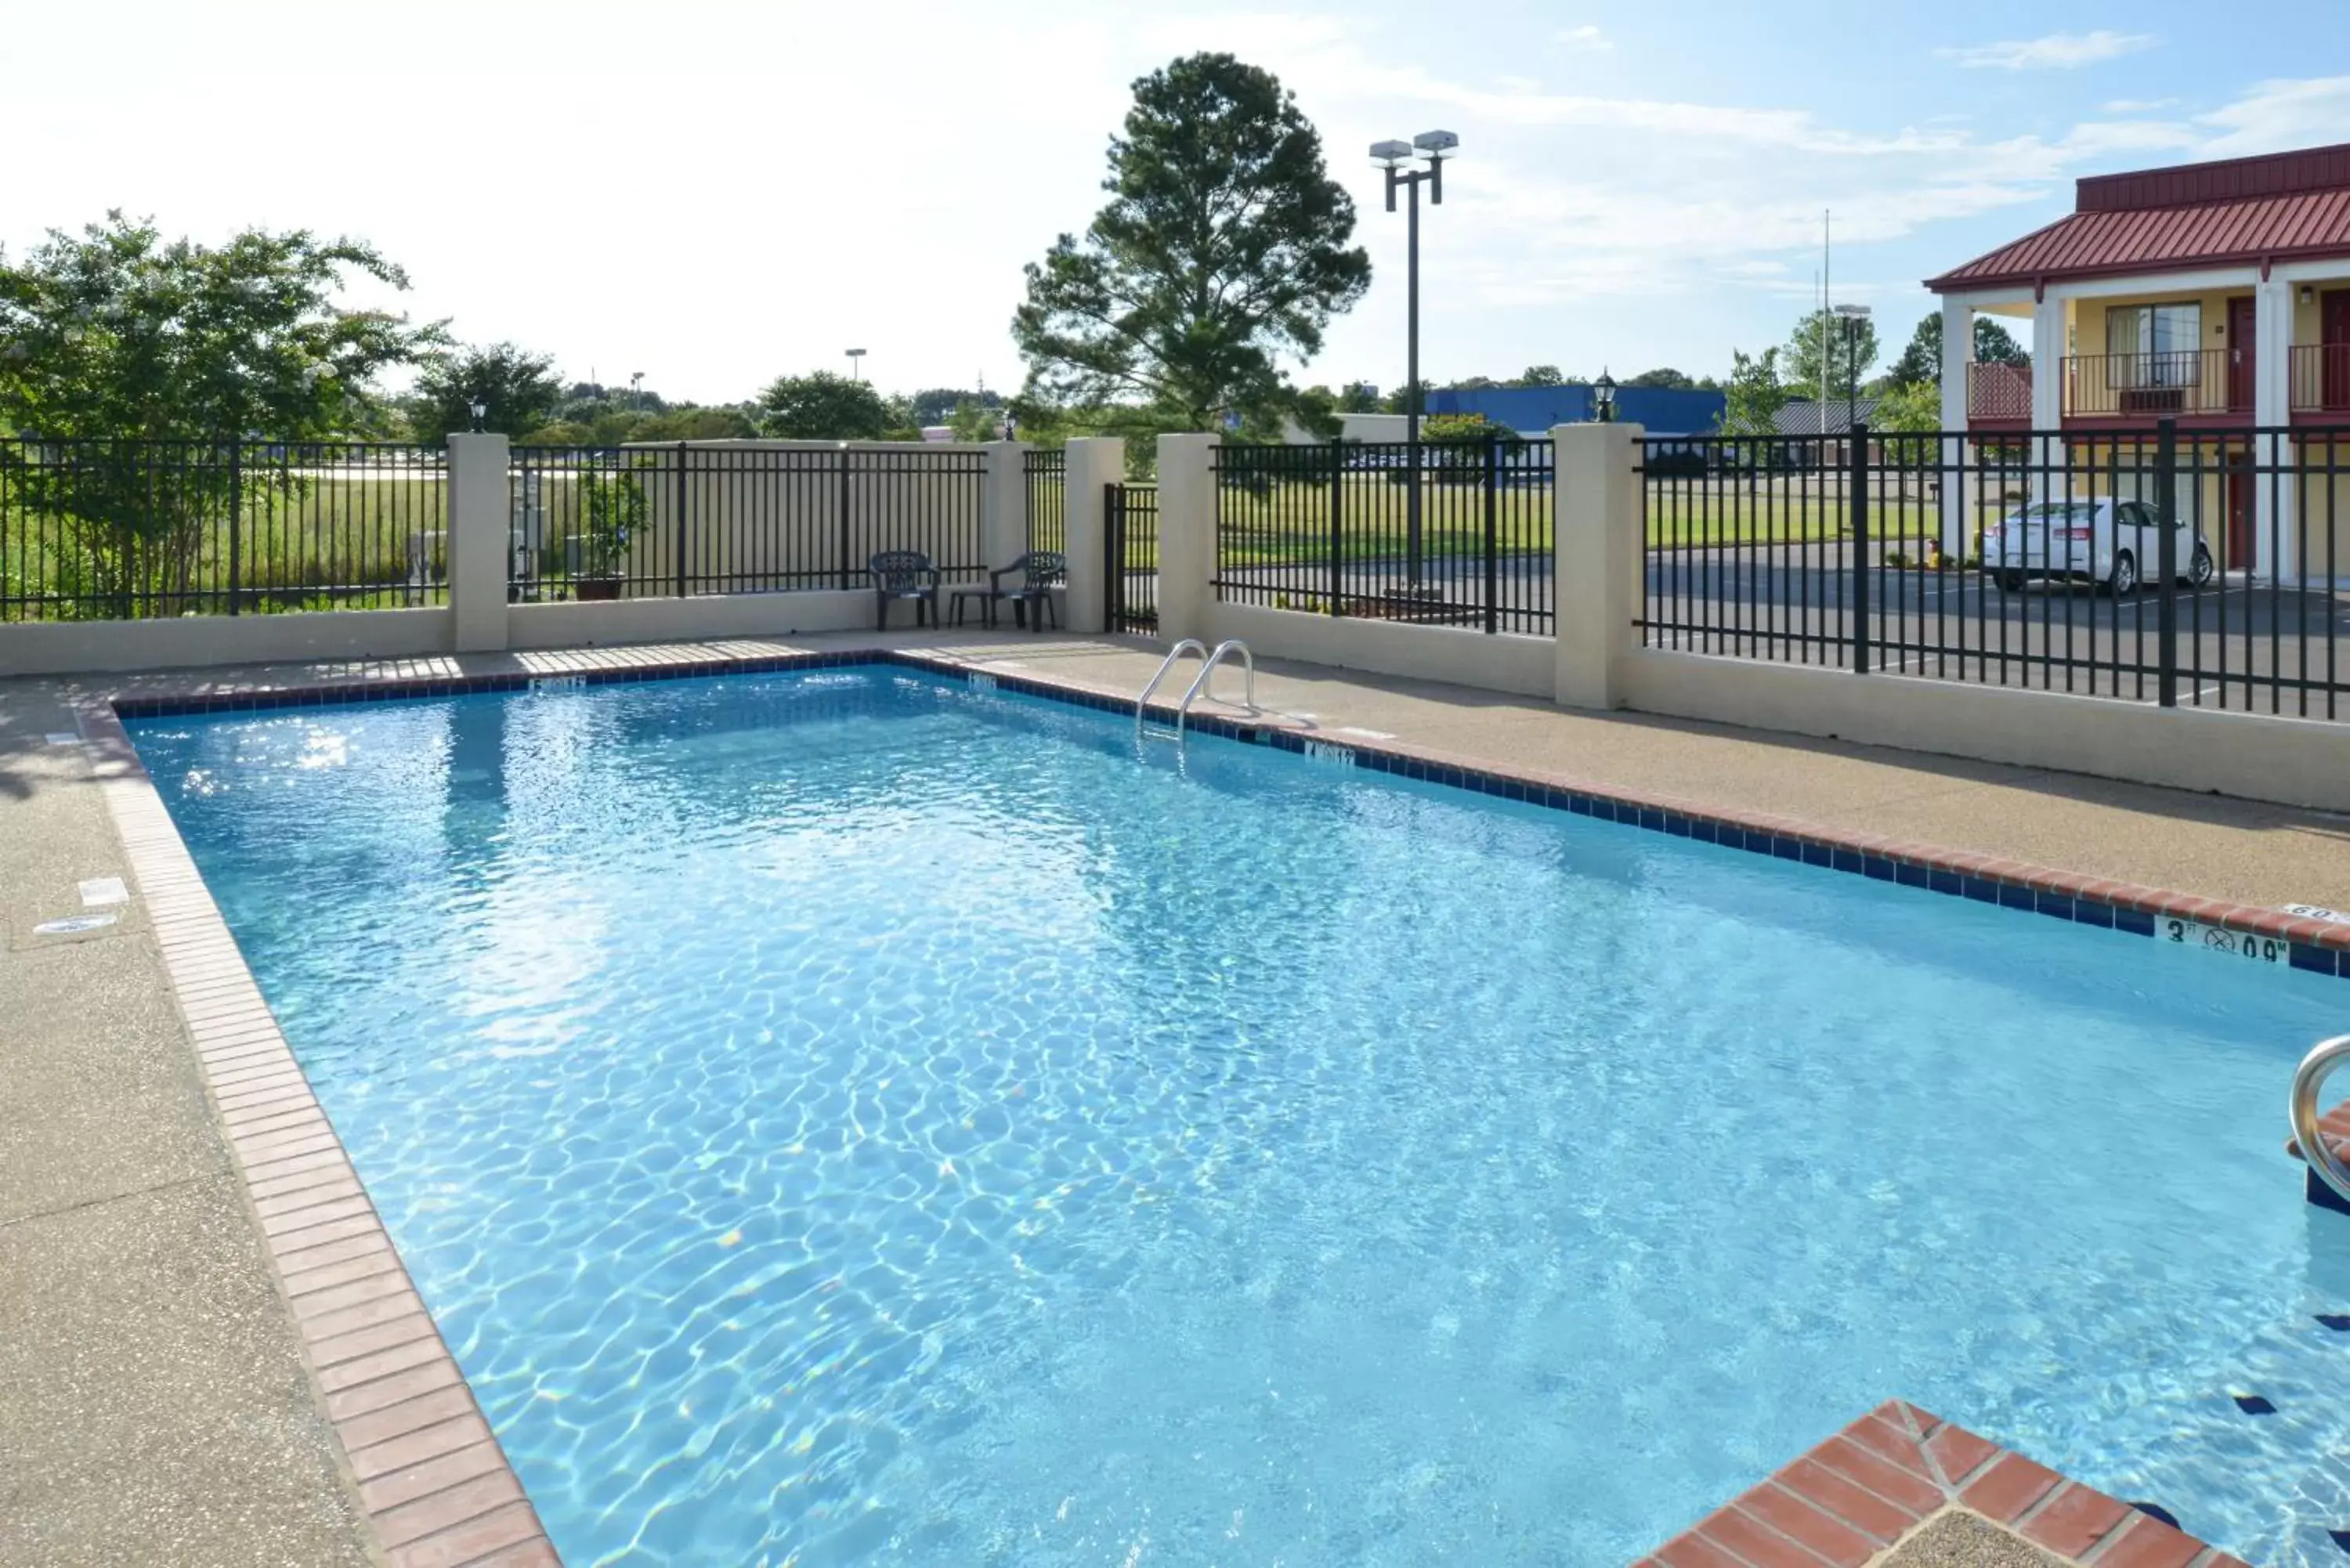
[2228,296,2258,411]
[2325,290,2350,410]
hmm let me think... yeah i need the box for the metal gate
[1104,482,1159,634]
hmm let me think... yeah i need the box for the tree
[1012,52,1371,432]
[1625,367,1694,390]
[407,342,563,444]
[1336,381,1382,414]
[757,371,892,439]
[0,211,439,440]
[1514,365,1566,388]
[0,212,443,616]
[1722,347,1788,437]
[1885,313,2030,388]
[1781,309,1880,403]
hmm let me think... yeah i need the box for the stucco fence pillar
[446,432,512,653]
[1550,421,1644,709]
[1059,438,1126,636]
[1154,433,1219,647]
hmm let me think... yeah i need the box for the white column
[1059,438,1124,636]
[1940,297,1973,558]
[2027,294,2067,505]
[446,433,511,654]
[979,442,1030,576]
[1552,422,1643,710]
[1154,433,1219,646]
[2254,276,2297,583]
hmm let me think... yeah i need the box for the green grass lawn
[1209,477,1978,565]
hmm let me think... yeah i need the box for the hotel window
[2106,303,2201,385]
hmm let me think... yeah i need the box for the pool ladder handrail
[2289,1034,2350,1207]
[1135,638,1256,739]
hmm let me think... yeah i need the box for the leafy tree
[1447,375,1502,392]
[0,211,439,440]
[1513,365,1566,388]
[1722,347,1788,437]
[1625,367,1695,389]
[1012,52,1371,432]
[0,211,443,616]
[1869,378,1941,460]
[1781,309,1880,403]
[757,371,892,439]
[1884,313,2030,388]
[1336,381,1383,414]
[407,341,564,443]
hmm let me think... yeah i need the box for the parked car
[1985,498,2214,594]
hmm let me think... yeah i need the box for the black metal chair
[868,551,941,630]
[949,551,1065,631]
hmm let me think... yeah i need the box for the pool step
[1628,1402,2252,1568]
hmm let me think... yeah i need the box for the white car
[1986,498,2215,594]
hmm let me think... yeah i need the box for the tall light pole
[1373,128,1457,596]
[1833,303,1871,439]
[845,348,866,382]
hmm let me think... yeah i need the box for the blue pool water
[130,668,2350,1567]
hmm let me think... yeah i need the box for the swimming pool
[128,663,2350,1566]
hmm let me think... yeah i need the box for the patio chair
[868,551,941,630]
[948,551,1065,632]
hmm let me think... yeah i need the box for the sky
[6,0,2350,406]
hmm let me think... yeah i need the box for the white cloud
[1940,31,2157,70]
[2194,75,2350,157]
[1555,25,1609,50]
[2101,97,2179,114]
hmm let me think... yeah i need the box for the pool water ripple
[129,669,2350,1566]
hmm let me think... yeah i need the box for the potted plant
[575,463,648,602]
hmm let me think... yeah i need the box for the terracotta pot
[575,577,623,602]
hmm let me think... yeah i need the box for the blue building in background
[1424,384,1725,435]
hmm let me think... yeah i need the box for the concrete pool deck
[0,628,2337,1565]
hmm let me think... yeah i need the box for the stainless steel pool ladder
[2289,1034,2350,1207]
[1136,638,1256,740]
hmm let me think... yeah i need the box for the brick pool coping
[78,701,559,1568]
[1639,1401,2250,1568]
[77,637,2348,1565]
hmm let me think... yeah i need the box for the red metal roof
[1925,142,2350,293]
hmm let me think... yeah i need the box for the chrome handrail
[1137,639,1207,731]
[1175,640,1256,737]
[2289,1034,2350,1207]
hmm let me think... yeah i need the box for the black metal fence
[1639,421,2349,720]
[1105,482,1159,634]
[510,443,985,602]
[1211,438,1554,634]
[1025,448,1065,555]
[1,439,446,620]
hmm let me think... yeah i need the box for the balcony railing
[2291,343,2350,414]
[1965,360,2031,421]
[2063,349,2236,418]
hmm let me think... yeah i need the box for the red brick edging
[1638,1401,2251,1568]
[78,703,560,1568]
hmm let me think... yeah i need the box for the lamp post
[1593,369,1618,424]
[468,397,486,434]
[1833,303,1871,438]
[845,348,866,382]
[1373,128,1458,595]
